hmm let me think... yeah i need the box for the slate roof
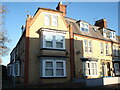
[64,17,120,43]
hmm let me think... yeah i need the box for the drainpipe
[69,23,75,80]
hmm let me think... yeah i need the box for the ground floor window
[83,61,97,76]
[15,62,20,76]
[41,59,66,77]
[114,63,120,75]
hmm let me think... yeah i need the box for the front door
[107,62,111,76]
[102,62,106,77]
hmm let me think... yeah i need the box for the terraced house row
[7,2,120,85]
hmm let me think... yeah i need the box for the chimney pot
[56,2,66,16]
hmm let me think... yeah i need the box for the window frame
[106,44,109,55]
[44,14,51,26]
[42,31,65,50]
[41,59,66,77]
[84,40,88,53]
[88,41,92,53]
[83,61,98,77]
[80,22,89,32]
[100,43,104,55]
[15,62,20,76]
[52,15,58,26]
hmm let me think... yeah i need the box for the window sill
[40,76,67,79]
[40,48,66,51]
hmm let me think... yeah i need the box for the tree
[0,5,10,64]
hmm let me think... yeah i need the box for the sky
[1,2,119,66]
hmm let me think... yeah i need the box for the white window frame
[106,44,109,55]
[42,31,65,49]
[84,40,88,53]
[80,22,89,32]
[41,59,66,77]
[44,14,51,26]
[83,61,98,76]
[88,41,92,53]
[15,62,20,76]
[100,43,104,55]
[52,15,58,26]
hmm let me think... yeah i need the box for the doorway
[102,62,106,77]
[107,62,111,76]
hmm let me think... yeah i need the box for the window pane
[56,69,64,76]
[52,16,58,26]
[46,62,53,68]
[44,14,50,26]
[45,69,53,76]
[56,36,63,48]
[86,69,90,75]
[56,36,63,42]
[15,64,19,75]
[45,35,53,47]
[81,27,84,31]
[91,63,94,68]
[46,41,53,47]
[56,42,63,48]
[56,62,63,68]
[86,63,90,68]
[45,35,53,41]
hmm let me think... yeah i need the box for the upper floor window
[88,41,92,52]
[52,15,58,26]
[106,44,109,55]
[113,45,118,56]
[45,35,53,48]
[84,40,92,53]
[100,43,104,55]
[44,13,58,26]
[42,31,65,49]
[80,22,89,32]
[56,35,64,48]
[84,40,88,52]
[44,14,50,26]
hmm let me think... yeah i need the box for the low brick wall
[0,65,2,90]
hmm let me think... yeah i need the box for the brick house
[7,2,120,85]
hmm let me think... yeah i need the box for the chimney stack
[56,2,66,17]
[94,18,107,28]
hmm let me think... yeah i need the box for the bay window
[83,61,97,76]
[42,31,65,49]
